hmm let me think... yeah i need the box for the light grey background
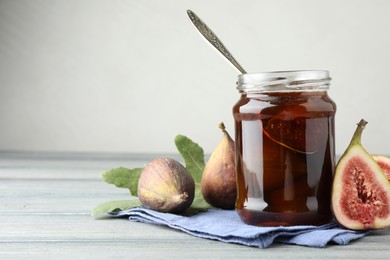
[1,0,389,155]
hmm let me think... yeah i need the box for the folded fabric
[110,207,369,248]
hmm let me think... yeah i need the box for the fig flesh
[138,158,195,213]
[201,122,237,209]
[332,119,390,230]
[373,155,390,181]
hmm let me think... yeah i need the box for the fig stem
[179,192,189,202]
[218,122,226,131]
[350,119,368,146]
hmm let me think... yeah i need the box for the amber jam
[233,71,336,226]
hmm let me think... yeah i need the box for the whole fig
[138,158,195,213]
[201,122,236,209]
[332,119,390,230]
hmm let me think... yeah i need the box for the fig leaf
[175,135,212,211]
[174,135,205,183]
[91,199,142,217]
[191,183,212,209]
[101,167,143,196]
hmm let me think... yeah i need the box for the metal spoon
[186,10,247,74]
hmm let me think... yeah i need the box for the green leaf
[101,167,143,196]
[91,199,141,217]
[174,135,205,183]
[175,135,212,212]
[191,184,213,209]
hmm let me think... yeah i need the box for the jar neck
[237,70,331,93]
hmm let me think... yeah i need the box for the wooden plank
[1,214,389,259]
[0,178,132,213]
[2,241,388,260]
[0,152,183,179]
[0,215,389,259]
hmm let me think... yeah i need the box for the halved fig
[373,155,390,181]
[332,119,390,230]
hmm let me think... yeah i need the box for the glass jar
[233,70,336,226]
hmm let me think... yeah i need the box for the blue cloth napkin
[110,207,369,248]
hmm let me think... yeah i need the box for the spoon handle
[187,10,247,74]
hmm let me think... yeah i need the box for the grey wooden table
[1,152,390,259]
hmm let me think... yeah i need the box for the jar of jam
[233,70,336,226]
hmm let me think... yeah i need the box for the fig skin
[201,122,237,209]
[373,155,390,181]
[138,158,195,213]
[332,119,390,230]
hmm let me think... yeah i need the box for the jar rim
[237,70,331,93]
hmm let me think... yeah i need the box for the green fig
[138,158,195,213]
[201,122,236,209]
[332,119,390,230]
